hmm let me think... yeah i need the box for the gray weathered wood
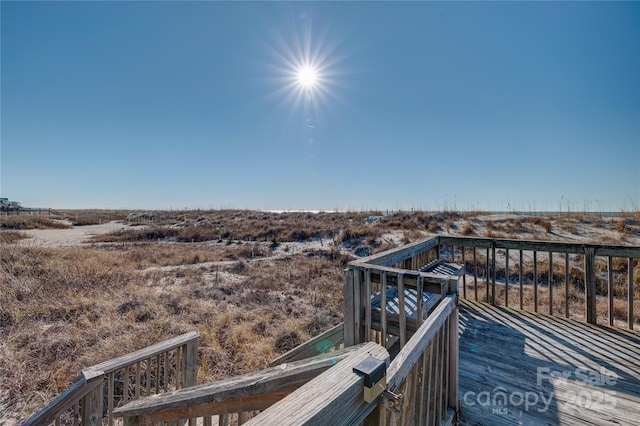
[114,345,370,421]
[473,247,478,301]
[491,243,496,306]
[353,237,440,267]
[462,247,467,299]
[269,323,344,367]
[398,273,407,347]
[82,380,104,426]
[387,295,456,392]
[504,249,509,308]
[549,251,553,316]
[519,250,524,310]
[584,247,596,324]
[365,268,372,342]
[565,252,570,319]
[533,251,538,313]
[381,271,387,347]
[343,268,355,347]
[23,376,103,426]
[629,258,634,330]
[243,342,389,425]
[608,256,614,326]
[84,332,200,376]
[448,302,458,413]
[459,298,640,426]
[485,248,490,304]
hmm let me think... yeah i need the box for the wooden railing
[344,237,462,351]
[24,332,199,426]
[1,207,62,215]
[439,236,640,328]
[382,294,458,425]
[247,296,458,425]
[114,343,364,426]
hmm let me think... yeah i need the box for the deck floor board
[458,299,640,426]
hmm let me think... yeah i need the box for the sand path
[18,221,131,247]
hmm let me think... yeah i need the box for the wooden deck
[458,299,640,426]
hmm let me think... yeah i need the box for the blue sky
[2,1,639,211]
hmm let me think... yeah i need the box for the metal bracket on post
[382,390,403,414]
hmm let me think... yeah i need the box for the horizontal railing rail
[269,322,344,367]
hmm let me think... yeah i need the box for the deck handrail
[23,374,103,426]
[269,322,344,367]
[114,344,369,424]
[382,294,458,425]
[245,342,390,425]
[439,235,638,329]
[24,332,200,426]
[83,331,199,376]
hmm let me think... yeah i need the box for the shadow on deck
[458,299,640,426]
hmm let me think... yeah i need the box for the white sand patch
[18,221,137,247]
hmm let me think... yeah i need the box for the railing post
[585,247,597,324]
[343,268,356,347]
[185,340,199,388]
[447,297,459,418]
[629,258,634,330]
[82,378,104,426]
[491,242,496,306]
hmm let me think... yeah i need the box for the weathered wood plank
[82,380,104,426]
[504,249,509,308]
[519,250,524,310]
[84,332,200,376]
[458,298,640,426]
[549,251,553,316]
[473,247,478,302]
[608,256,614,326]
[23,376,104,426]
[352,237,440,267]
[584,247,596,324]
[533,250,538,313]
[629,258,634,330]
[381,271,388,348]
[387,295,456,392]
[343,268,355,347]
[398,274,406,348]
[365,268,372,342]
[244,342,389,425]
[269,323,344,367]
[491,243,496,306]
[565,252,569,319]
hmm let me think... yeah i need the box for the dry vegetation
[1,209,639,423]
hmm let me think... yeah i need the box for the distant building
[0,198,22,211]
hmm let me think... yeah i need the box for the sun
[296,65,318,89]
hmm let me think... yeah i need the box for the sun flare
[297,65,318,89]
